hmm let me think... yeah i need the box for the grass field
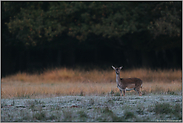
[1,68,182,122]
[1,68,182,98]
[1,95,182,122]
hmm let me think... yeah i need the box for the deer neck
[116,73,121,84]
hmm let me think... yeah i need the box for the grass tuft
[102,107,113,115]
[79,91,84,96]
[153,102,182,120]
[62,110,73,122]
[33,111,46,121]
[78,110,88,121]
[136,104,145,115]
[154,103,172,114]
[123,111,136,119]
[114,92,121,96]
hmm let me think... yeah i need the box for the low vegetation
[153,103,182,120]
[1,68,182,121]
[2,67,181,83]
[1,68,182,98]
[1,96,182,122]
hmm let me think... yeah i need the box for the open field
[1,68,182,98]
[1,68,182,121]
[1,80,182,99]
[1,95,182,122]
[2,68,182,83]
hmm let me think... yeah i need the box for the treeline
[2,2,182,76]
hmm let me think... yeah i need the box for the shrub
[111,115,124,122]
[62,110,73,121]
[136,104,144,115]
[102,106,113,115]
[78,110,88,118]
[123,111,136,119]
[173,103,182,120]
[79,91,84,96]
[167,90,178,95]
[114,92,121,96]
[110,90,114,95]
[78,110,88,121]
[174,103,182,113]
[154,103,172,114]
[88,98,95,105]
[106,99,114,105]
[49,114,58,121]
[33,111,46,120]
[99,106,124,122]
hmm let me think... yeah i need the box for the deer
[112,66,142,96]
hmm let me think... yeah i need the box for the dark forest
[2,1,182,76]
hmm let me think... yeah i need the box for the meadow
[1,68,182,122]
[1,68,182,98]
[1,95,182,122]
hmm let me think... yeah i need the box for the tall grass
[2,68,181,83]
[1,68,182,98]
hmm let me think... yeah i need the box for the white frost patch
[1,95,182,122]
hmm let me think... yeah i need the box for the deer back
[120,78,142,86]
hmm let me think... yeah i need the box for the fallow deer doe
[112,66,142,96]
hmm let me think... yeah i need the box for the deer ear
[119,66,123,69]
[112,66,115,70]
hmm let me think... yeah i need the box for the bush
[173,103,182,120]
[123,111,136,119]
[33,111,46,120]
[62,110,73,121]
[136,104,144,115]
[102,107,113,115]
[78,110,88,121]
[110,90,114,95]
[114,92,121,96]
[154,103,172,114]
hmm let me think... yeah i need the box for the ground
[1,94,182,122]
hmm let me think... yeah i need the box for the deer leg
[123,90,125,96]
[120,89,122,96]
[134,87,139,94]
[137,88,141,96]
[140,84,142,96]
[135,87,142,96]
[139,92,142,96]
[138,90,142,96]
[122,89,126,96]
[139,85,142,96]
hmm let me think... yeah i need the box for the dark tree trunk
[67,48,75,66]
[57,49,62,66]
[141,51,152,68]
[26,50,30,71]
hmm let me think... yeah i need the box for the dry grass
[1,68,182,98]
[2,81,181,99]
[1,81,113,98]
[2,68,182,83]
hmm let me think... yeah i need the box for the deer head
[112,66,123,74]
